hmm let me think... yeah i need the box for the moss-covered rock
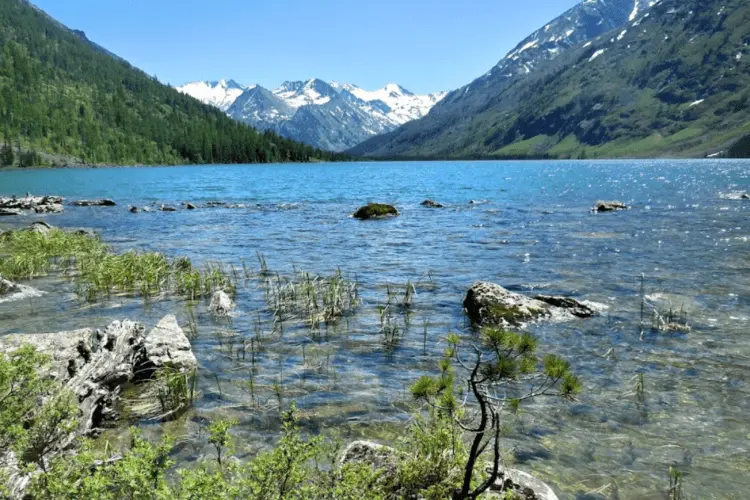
[352,203,399,220]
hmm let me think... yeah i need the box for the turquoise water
[1,160,750,499]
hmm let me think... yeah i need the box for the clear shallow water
[1,160,750,499]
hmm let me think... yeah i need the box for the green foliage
[0,346,55,452]
[0,0,347,166]
[208,418,237,468]
[0,228,233,301]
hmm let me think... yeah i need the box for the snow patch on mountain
[176,79,247,112]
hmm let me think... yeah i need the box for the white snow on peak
[337,83,448,125]
[273,80,332,108]
[176,80,246,112]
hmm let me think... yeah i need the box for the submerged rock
[71,199,116,207]
[185,203,196,210]
[160,204,177,212]
[421,199,444,208]
[209,290,236,316]
[593,200,627,212]
[463,282,597,326]
[353,203,399,220]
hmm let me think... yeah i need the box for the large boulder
[33,203,64,214]
[27,221,53,236]
[464,282,597,326]
[71,199,116,207]
[592,200,627,212]
[209,290,236,316]
[0,274,43,304]
[0,320,146,439]
[0,208,24,216]
[141,314,197,378]
[353,203,399,220]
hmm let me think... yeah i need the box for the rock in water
[352,203,399,219]
[489,467,560,500]
[421,199,444,208]
[534,295,597,318]
[0,208,23,216]
[129,206,140,213]
[0,320,146,440]
[0,275,20,296]
[593,200,627,212]
[210,290,236,316]
[71,199,116,207]
[141,315,198,378]
[463,282,597,326]
[160,204,176,212]
[185,203,196,210]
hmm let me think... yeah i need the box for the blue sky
[33,0,578,94]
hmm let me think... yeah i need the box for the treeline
[0,0,347,167]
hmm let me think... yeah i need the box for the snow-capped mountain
[176,79,247,112]
[350,0,655,157]
[176,78,447,151]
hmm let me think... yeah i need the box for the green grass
[0,228,232,302]
[491,135,552,156]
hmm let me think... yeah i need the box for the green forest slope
[350,0,750,159]
[0,0,345,167]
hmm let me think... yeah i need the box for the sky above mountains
[32,0,579,95]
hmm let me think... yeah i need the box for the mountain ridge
[177,79,447,151]
[350,0,750,159]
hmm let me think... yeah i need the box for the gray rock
[0,208,24,216]
[593,200,627,212]
[339,441,399,487]
[27,221,53,236]
[129,206,140,213]
[209,290,236,316]
[141,315,198,378]
[142,206,152,213]
[0,275,20,296]
[489,467,559,500]
[71,199,116,207]
[742,193,750,199]
[0,320,147,440]
[534,295,597,318]
[160,204,177,212]
[464,282,597,326]
[185,203,196,210]
[421,199,444,208]
[0,195,65,213]
[33,203,64,214]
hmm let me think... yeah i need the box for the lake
[1,160,749,499]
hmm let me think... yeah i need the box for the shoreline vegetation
[0,222,586,499]
[0,200,694,498]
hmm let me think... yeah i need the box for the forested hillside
[351,0,750,159]
[0,0,345,167]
